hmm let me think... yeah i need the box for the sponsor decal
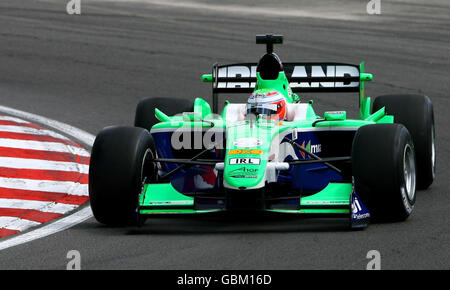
[276,138,322,162]
[228,167,258,178]
[353,213,371,220]
[351,195,370,220]
[217,64,359,89]
[232,137,262,148]
[229,158,260,165]
[299,140,322,159]
[228,149,263,155]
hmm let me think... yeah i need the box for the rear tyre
[352,124,416,222]
[134,97,194,130]
[373,94,435,189]
[89,126,156,226]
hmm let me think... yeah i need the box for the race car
[88,34,435,229]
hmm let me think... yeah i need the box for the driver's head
[247,89,286,120]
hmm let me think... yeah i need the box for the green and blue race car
[89,34,435,229]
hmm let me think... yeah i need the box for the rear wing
[202,62,373,116]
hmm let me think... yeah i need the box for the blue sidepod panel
[151,131,224,194]
[280,132,343,194]
[152,130,343,194]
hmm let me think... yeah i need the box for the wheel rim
[403,144,416,200]
[141,148,154,183]
[431,124,436,179]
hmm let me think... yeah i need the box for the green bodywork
[139,182,351,215]
[138,61,393,216]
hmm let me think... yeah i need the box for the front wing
[137,182,370,229]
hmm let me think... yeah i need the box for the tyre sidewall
[373,94,434,189]
[89,126,153,225]
[352,124,416,222]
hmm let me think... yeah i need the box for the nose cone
[224,121,273,190]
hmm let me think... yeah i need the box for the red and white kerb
[0,115,90,238]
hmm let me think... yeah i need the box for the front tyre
[89,126,155,226]
[373,94,435,189]
[352,124,416,222]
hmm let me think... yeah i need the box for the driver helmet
[247,89,287,120]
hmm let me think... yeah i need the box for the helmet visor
[246,103,278,117]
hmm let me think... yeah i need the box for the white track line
[0,106,95,146]
[0,139,89,156]
[0,217,40,231]
[0,125,70,140]
[0,116,30,123]
[0,156,89,174]
[0,177,88,196]
[0,206,92,250]
[0,198,78,214]
[0,105,94,251]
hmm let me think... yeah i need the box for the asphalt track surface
[0,0,449,269]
